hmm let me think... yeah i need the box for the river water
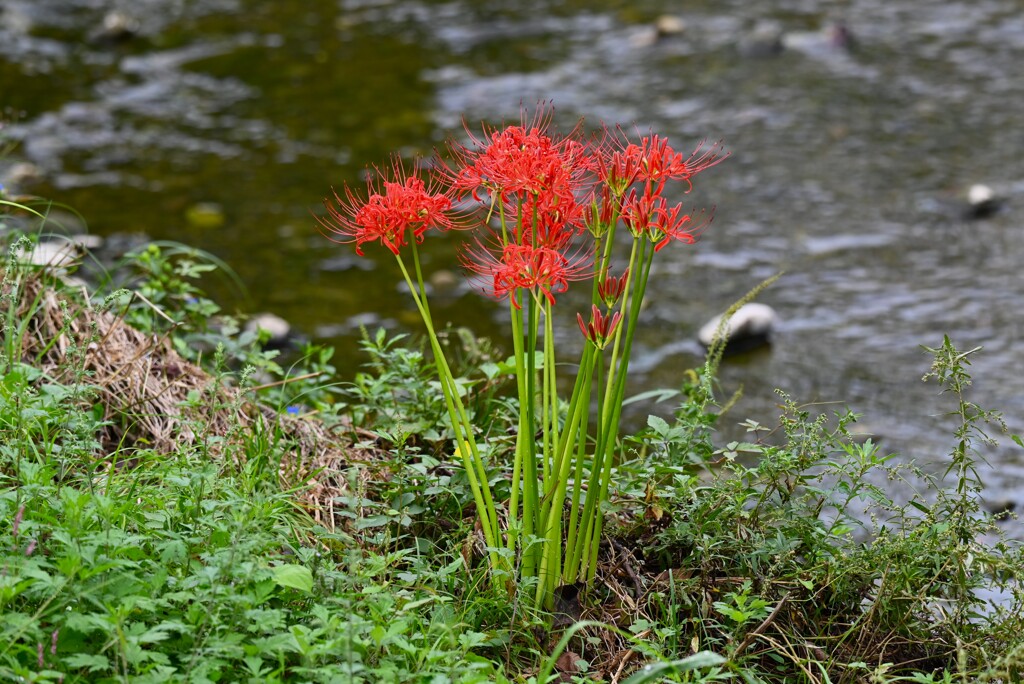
[2,0,1023,528]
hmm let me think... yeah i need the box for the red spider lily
[577,304,622,349]
[597,129,727,194]
[318,157,457,256]
[654,204,713,251]
[629,136,727,190]
[594,126,644,196]
[444,106,595,205]
[620,186,663,240]
[620,188,713,251]
[462,238,591,308]
[597,268,629,306]
[512,183,588,249]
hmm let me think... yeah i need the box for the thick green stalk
[564,345,598,574]
[507,298,529,557]
[535,345,596,607]
[544,299,559,495]
[520,294,542,579]
[394,247,501,565]
[582,241,655,581]
[565,239,643,580]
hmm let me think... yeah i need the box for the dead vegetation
[4,266,374,531]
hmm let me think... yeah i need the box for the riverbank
[2,216,1023,682]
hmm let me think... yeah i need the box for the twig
[244,371,324,393]
[610,630,649,684]
[733,591,791,657]
[609,537,644,599]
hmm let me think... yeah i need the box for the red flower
[577,304,622,349]
[621,188,713,251]
[319,157,456,256]
[597,268,629,306]
[512,182,588,250]
[597,130,727,194]
[461,238,591,308]
[620,187,663,241]
[629,136,727,191]
[584,185,619,237]
[444,106,595,205]
[595,126,643,196]
[653,204,713,252]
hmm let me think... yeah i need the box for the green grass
[1,212,1023,682]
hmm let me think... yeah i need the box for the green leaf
[63,653,110,673]
[355,514,392,530]
[647,415,670,435]
[271,563,313,593]
[620,652,726,684]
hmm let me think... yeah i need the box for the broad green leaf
[271,563,313,593]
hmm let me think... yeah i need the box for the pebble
[654,15,686,38]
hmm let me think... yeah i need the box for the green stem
[536,344,596,606]
[394,245,501,567]
[583,241,655,581]
[507,298,528,556]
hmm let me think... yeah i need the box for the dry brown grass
[6,267,378,532]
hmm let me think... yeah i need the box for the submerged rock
[698,303,779,352]
[737,21,784,58]
[781,22,855,55]
[739,20,854,58]
[630,14,687,49]
[90,12,141,45]
[185,202,226,229]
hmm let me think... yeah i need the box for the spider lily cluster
[320,106,726,608]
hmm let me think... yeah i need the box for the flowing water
[3,0,1023,530]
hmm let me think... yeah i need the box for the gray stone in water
[23,241,79,268]
[245,313,292,348]
[698,303,779,351]
[781,22,855,55]
[964,183,1002,219]
[90,12,141,44]
[737,21,784,58]
[2,162,44,191]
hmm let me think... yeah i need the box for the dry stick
[733,591,792,658]
[610,629,650,684]
[609,537,644,600]
[244,372,323,393]
[132,290,178,326]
